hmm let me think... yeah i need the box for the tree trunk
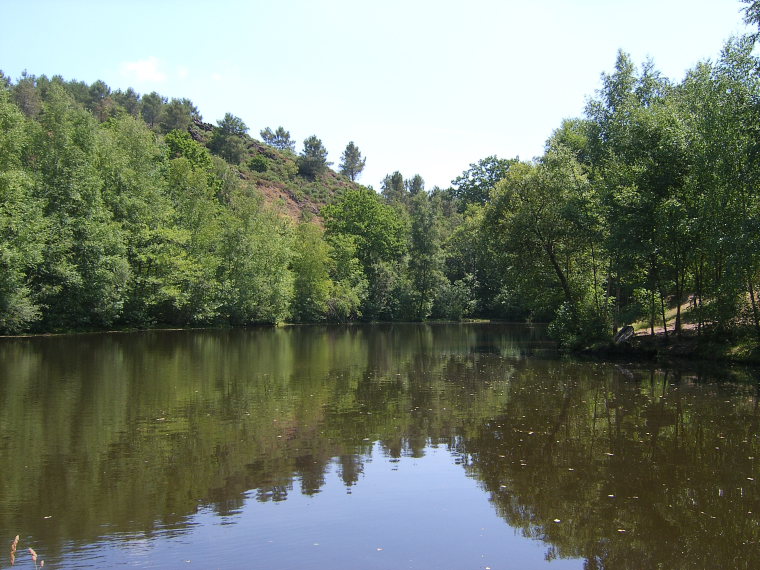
[748,279,760,340]
[544,243,576,321]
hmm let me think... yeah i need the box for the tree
[325,233,367,321]
[141,91,166,127]
[408,191,445,320]
[217,191,294,324]
[112,87,141,118]
[406,174,424,196]
[260,126,295,151]
[96,114,182,326]
[486,147,608,346]
[159,97,199,133]
[381,171,406,204]
[12,72,42,117]
[451,156,515,209]
[30,84,130,329]
[323,187,408,269]
[339,141,366,181]
[743,0,760,42]
[0,91,47,332]
[209,113,249,164]
[323,187,409,320]
[290,222,332,322]
[298,135,330,177]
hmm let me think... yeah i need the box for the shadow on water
[0,323,758,568]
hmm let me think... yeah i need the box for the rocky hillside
[189,118,362,221]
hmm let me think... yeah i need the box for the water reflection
[0,324,758,569]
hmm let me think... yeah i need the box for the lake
[0,323,758,569]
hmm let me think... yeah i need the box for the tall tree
[30,84,129,329]
[405,174,424,196]
[408,191,445,320]
[0,90,47,332]
[290,222,332,322]
[381,171,406,204]
[141,91,166,127]
[339,141,366,181]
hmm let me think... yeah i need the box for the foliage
[452,155,515,209]
[339,141,366,181]
[290,222,331,322]
[323,187,407,268]
[297,135,330,177]
[4,8,760,341]
[249,154,269,172]
[260,126,295,151]
[209,113,248,164]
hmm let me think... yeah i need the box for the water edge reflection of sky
[65,443,582,570]
[0,324,758,569]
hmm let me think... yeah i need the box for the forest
[2,4,760,347]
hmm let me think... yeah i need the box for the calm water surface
[0,323,758,569]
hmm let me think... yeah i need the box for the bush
[548,295,613,349]
[249,154,268,172]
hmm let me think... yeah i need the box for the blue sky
[0,0,751,189]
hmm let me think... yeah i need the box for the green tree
[298,135,330,177]
[30,84,130,329]
[339,141,366,181]
[12,71,42,117]
[0,91,47,332]
[141,91,166,127]
[209,112,249,164]
[260,126,295,151]
[217,191,294,324]
[323,187,407,268]
[452,156,514,209]
[487,148,607,346]
[159,97,199,133]
[405,174,424,196]
[408,191,445,320]
[325,233,367,321]
[290,222,332,322]
[381,171,406,204]
[676,38,760,336]
[323,188,410,320]
[112,87,141,118]
[96,115,185,326]
[165,130,214,171]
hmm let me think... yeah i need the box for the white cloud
[210,72,223,82]
[120,57,167,83]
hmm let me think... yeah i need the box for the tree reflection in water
[0,324,757,569]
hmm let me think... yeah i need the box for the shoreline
[579,330,760,367]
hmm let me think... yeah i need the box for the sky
[0,0,752,190]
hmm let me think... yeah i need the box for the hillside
[187,118,362,222]
[0,72,390,333]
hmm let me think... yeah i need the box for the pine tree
[339,141,366,181]
[298,135,330,177]
[260,126,295,151]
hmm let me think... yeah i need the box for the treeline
[474,31,760,347]
[0,69,469,333]
[2,4,760,343]
[324,7,760,346]
[0,72,364,333]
